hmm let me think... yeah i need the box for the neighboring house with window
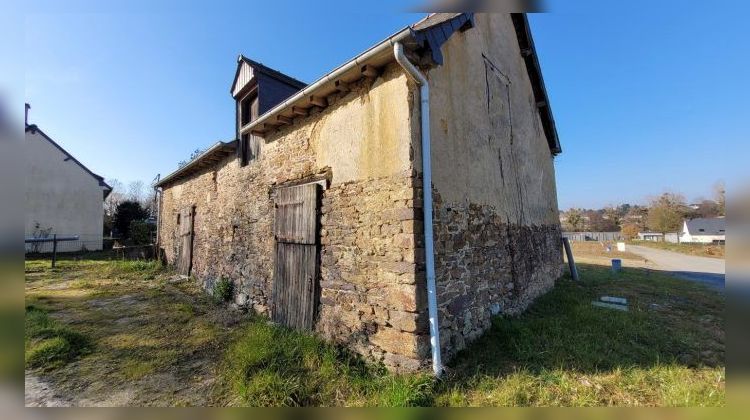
[637,232,664,242]
[679,218,726,244]
[25,105,112,252]
[156,13,563,373]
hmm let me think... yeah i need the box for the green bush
[129,220,152,245]
[213,278,234,303]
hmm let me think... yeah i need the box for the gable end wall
[423,13,564,360]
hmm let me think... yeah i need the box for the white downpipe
[393,42,443,377]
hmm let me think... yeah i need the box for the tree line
[561,182,725,239]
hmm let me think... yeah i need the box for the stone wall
[316,172,431,371]
[416,13,565,361]
[159,15,565,372]
[432,191,563,360]
[159,63,431,372]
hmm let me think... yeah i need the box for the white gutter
[393,42,443,377]
[240,28,413,135]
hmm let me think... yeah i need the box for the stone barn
[156,13,563,373]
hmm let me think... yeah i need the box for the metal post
[562,237,579,282]
[51,234,58,269]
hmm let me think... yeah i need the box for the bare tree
[127,180,146,202]
[564,209,585,232]
[104,179,125,236]
[714,180,726,216]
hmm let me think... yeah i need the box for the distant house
[25,104,112,252]
[679,218,726,244]
[637,232,664,242]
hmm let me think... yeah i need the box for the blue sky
[18,1,749,209]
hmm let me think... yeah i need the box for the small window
[177,213,181,225]
[719,229,725,232]
[699,228,705,232]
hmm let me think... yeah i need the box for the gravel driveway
[627,245,725,290]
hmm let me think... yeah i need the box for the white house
[679,218,726,244]
[637,232,664,242]
[25,105,111,252]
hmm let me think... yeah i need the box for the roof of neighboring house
[25,124,113,199]
[684,218,726,236]
[155,140,238,187]
[158,13,561,188]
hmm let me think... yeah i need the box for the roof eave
[511,13,562,155]
[156,140,238,188]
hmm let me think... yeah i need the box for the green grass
[25,305,91,370]
[219,318,433,406]
[432,264,725,406]
[25,255,725,406]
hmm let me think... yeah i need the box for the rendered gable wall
[423,13,564,359]
[25,130,106,251]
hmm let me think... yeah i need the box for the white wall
[25,130,106,252]
[680,233,725,244]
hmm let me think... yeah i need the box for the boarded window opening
[239,91,260,167]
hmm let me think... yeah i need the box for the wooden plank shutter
[272,183,320,331]
[273,184,318,245]
[177,206,194,276]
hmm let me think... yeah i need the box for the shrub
[213,278,234,303]
[113,201,148,239]
[129,220,152,245]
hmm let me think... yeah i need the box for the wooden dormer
[231,56,306,166]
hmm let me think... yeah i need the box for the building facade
[679,218,726,244]
[157,13,563,372]
[25,114,111,252]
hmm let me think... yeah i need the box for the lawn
[629,241,725,259]
[25,255,725,407]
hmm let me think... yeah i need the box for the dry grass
[630,241,725,259]
[567,241,648,267]
[25,255,725,406]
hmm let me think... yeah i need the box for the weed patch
[25,306,91,370]
[219,318,434,406]
[212,278,234,303]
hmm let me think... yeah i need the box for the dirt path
[25,375,72,407]
[627,245,725,290]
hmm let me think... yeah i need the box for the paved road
[627,245,725,290]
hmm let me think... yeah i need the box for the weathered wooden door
[177,206,195,276]
[272,183,320,331]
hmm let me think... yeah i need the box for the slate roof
[685,218,726,236]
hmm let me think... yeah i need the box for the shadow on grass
[444,263,725,380]
[25,259,725,406]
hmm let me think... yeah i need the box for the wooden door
[177,206,195,276]
[272,183,319,331]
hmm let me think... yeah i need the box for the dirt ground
[25,259,247,407]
